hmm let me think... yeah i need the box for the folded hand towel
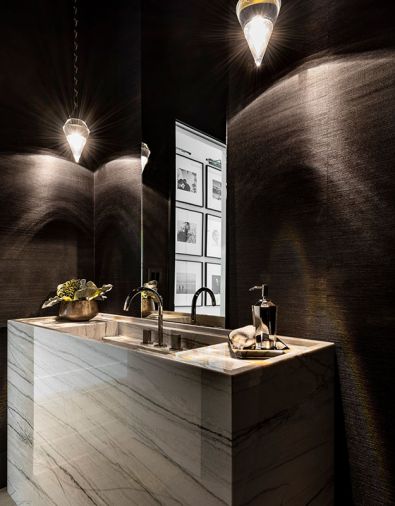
[229,325,256,350]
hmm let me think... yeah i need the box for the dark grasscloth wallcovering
[0,155,94,324]
[228,0,395,503]
[90,0,142,316]
[95,158,142,315]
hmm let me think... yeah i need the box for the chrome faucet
[191,287,216,325]
[124,287,165,347]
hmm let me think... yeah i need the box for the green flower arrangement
[42,279,113,309]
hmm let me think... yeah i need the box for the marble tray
[227,336,289,359]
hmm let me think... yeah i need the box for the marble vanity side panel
[231,345,335,506]
[0,327,7,488]
[8,322,232,506]
[7,322,37,504]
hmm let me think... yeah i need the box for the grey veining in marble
[8,317,334,505]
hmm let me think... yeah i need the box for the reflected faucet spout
[124,287,165,347]
[191,287,216,325]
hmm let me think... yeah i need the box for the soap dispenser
[249,285,278,350]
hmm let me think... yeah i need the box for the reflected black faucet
[124,287,165,347]
[191,287,216,325]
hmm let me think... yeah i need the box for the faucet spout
[191,287,216,325]
[124,287,165,347]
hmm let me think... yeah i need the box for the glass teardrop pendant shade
[63,118,90,163]
[236,0,281,67]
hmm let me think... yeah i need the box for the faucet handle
[142,329,152,345]
[169,332,182,351]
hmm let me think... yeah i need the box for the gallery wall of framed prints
[175,122,226,315]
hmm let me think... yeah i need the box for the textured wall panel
[0,154,94,324]
[92,0,142,316]
[324,53,395,504]
[94,158,142,316]
[228,48,395,506]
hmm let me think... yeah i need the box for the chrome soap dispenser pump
[249,285,278,350]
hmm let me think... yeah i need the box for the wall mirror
[142,122,227,328]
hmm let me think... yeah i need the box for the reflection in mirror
[142,121,227,328]
[174,122,226,326]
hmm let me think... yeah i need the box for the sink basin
[20,313,228,355]
[103,320,227,355]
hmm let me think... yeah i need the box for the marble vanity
[8,315,334,505]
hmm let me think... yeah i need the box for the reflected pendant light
[141,142,151,171]
[63,0,90,163]
[236,0,281,67]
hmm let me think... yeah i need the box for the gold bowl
[58,300,99,322]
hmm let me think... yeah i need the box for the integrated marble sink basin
[16,313,228,356]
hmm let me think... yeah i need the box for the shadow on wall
[228,50,395,503]
[0,153,94,324]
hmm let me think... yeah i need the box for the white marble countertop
[12,314,334,376]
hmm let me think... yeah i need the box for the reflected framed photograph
[206,214,222,259]
[206,165,222,212]
[174,260,203,307]
[206,263,221,305]
[175,207,203,256]
[176,155,203,207]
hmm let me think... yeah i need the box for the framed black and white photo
[176,155,203,207]
[206,263,221,305]
[174,260,203,307]
[206,165,222,212]
[206,214,222,258]
[175,207,203,256]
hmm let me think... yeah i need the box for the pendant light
[63,0,90,163]
[236,0,281,67]
[141,142,151,171]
